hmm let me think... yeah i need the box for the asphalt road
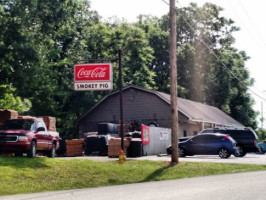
[2,171,266,200]
[59,153,266,165]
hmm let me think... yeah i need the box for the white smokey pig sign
[74,63,113,91]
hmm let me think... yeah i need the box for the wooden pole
[170,0,178,164]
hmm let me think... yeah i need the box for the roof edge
[191,119,244,128]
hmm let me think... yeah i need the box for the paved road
[2,171,266,200]
[139,153,266,165]
[59,153,266,165]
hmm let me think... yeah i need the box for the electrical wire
[223,0,263,49]
[161,0,266,102]
[223,0,266,99]
[237,0,266,48]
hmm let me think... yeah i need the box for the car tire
[27,141,36,158]
[179,148,186,157]
[218,148,231,159]
[48,143,56,158]
[234,146,246,157]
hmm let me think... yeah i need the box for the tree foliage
[0,85,31,113]
[137,3,257,128]
[256,128,266,141]
[0,1,258,137]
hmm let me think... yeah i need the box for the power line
[161,0,266,102]
[237,0,266,48]
[223,0,266,99]
[223,0,264,50]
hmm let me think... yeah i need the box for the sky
[90,0,266,127]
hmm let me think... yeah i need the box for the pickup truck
[0,118,60,157]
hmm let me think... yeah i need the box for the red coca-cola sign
[74,63,112,82]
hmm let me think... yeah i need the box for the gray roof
[156,91,243,127]
[80,85,243,127]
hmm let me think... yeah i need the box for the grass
[1,157,266,196]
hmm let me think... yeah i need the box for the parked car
[199,127,259,157]
[167,133,236,159]
[257,140,266,154]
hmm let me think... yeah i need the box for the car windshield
[1,119,35,131]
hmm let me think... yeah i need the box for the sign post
[74,60,125,160]
[118,50,124,151]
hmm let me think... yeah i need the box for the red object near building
[141,124,150,145]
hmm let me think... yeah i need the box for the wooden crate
[108,138,131,157]
[0,109,18,126]
[65,139,84,157]
[42,116,56,131]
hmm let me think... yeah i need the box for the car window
[201,129,213,133]
[36,121,46,131]
[225,130,238,138]
[192,135,215,143]
[226,130,255,139]
[204,135,218,142]
[213,129,226,134]
[1,119,35,130]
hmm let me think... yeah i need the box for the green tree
[0,1,258,137]
[137,3,257,128]
[114,23,156,89]
[82,21,156,89]
[256,128,266,141]
[0,0,98,137]
[26,0,100,137]
[136,15,170,92]
[0,85,31,113]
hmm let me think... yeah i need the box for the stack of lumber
[108,137,131,157]
[18,116,36,119]
[0,109,18,126]
[65,139,84,157]
[42,116,56,131]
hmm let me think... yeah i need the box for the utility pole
[170,0,178,164]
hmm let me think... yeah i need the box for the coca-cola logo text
[77,67,107,79]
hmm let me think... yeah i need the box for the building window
[183,130,187,137]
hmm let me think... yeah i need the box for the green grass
[1,157,266,196]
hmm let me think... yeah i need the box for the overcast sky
[90,0,266,127]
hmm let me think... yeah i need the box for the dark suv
[199,127,258,157]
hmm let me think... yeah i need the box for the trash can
[128,138,143,157]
